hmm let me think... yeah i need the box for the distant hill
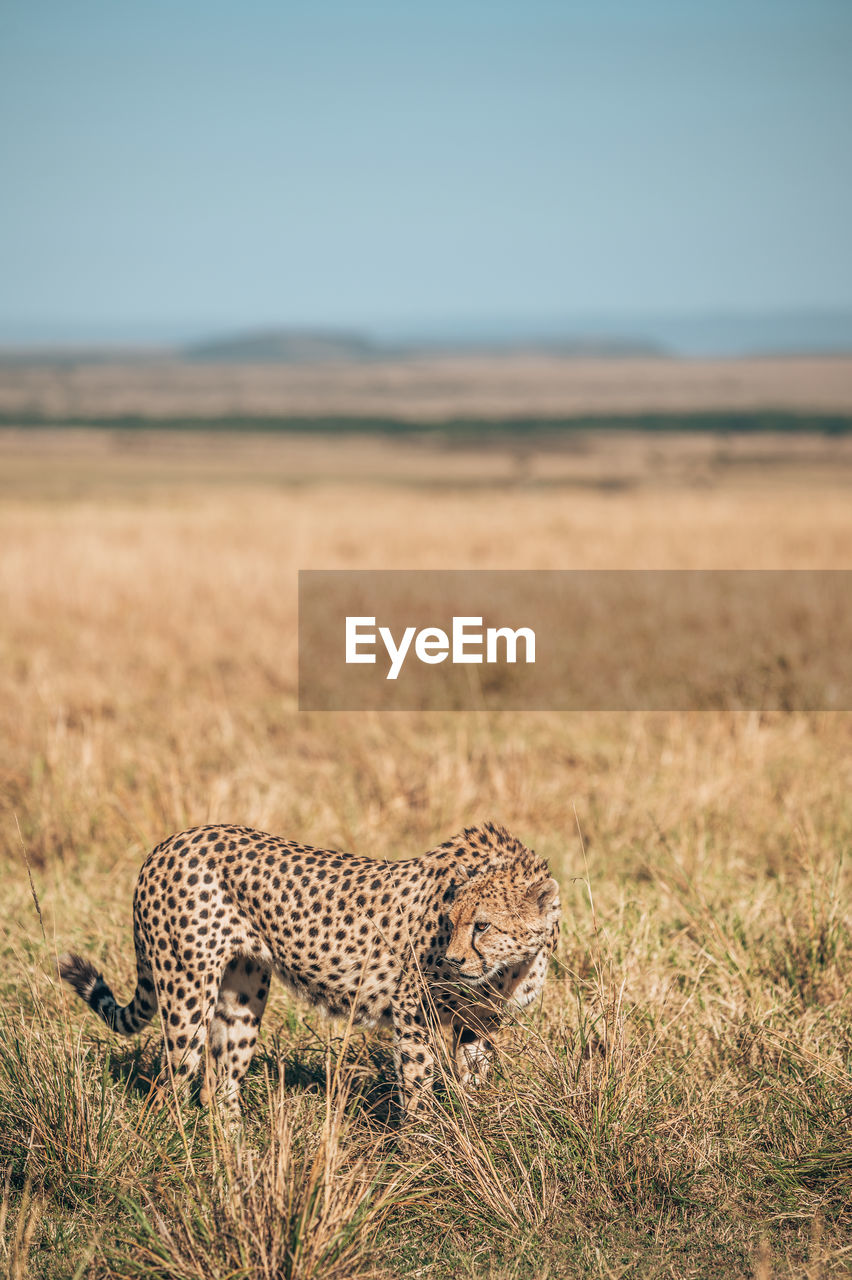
[3,309,852,362]
[182,329,390,363]
[179,328,667,363]
[5,310,852,366]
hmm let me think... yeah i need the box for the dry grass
[1,430,851,1277]
[5,427,852,503]
[3,353,852,419]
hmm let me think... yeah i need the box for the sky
[1,0,851,346]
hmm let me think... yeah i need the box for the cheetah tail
[58,952,158,1036]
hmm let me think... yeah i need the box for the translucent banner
[298,570,852,711]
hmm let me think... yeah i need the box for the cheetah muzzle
[59,822,561,1119]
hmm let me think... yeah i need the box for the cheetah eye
[473,921,491,936]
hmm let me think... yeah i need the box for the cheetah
[60,822,560,1118]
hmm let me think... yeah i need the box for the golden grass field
[1,424,851,1278]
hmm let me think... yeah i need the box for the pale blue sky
[1,0,850,345]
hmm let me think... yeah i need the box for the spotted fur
[59,822,560,1117]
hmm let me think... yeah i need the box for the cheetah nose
[445,954,463,968]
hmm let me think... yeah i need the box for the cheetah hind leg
[200,957,271,1117]
[149,958,220,1106]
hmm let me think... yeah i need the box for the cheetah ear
[527,876,559,915]
[447,865,475,903]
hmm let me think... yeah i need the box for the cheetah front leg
[391,995,435,1121]
[452,1023,495,1088]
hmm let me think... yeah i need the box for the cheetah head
[444,866,560,983]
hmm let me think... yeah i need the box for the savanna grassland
[1,425,851,1279]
